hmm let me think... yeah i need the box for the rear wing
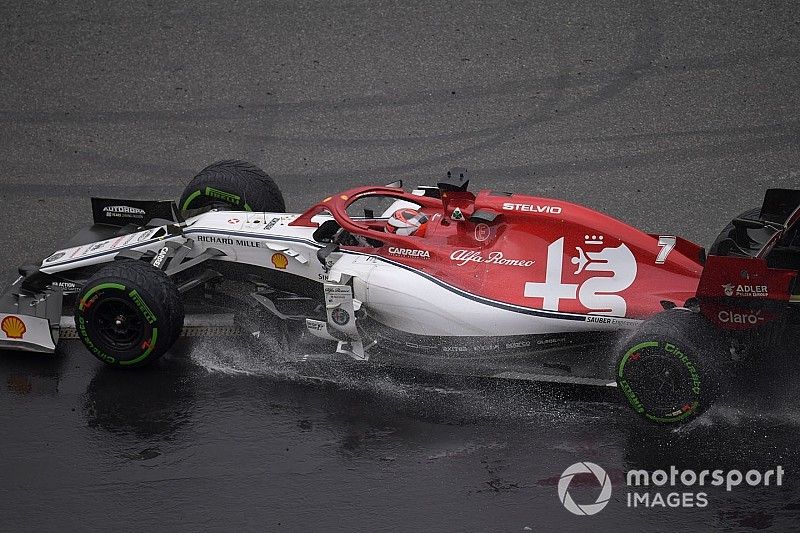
[759,189,800,224]
[696,188,800,331]
[709,189,800,260]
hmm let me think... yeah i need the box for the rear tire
[179,160,285,214]
[75,261,185,368]
[615,309,728,423]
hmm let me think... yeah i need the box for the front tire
[75,261,185,368]
[615,309,727,423]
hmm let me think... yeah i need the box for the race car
[0,159,795,423]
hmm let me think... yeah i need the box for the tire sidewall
[76,281,163,368]
[182,184,253,212]
[617,337,705,423]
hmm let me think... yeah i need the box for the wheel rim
[618,341,701,422]
[92,298,145,350]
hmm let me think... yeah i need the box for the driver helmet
[385,208,429,237]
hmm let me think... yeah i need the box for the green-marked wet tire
[75,261,185,368]
[615,309,727,423]
[179,160,285,215]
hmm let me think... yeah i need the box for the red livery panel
[293,186,704,319]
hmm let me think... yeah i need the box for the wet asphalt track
[1,1,800,531]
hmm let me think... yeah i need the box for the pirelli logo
[205,187,241,205]
[129,290,157,324]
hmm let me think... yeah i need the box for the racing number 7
[656,236,677,264]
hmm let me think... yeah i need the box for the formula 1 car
[1,160,797,423]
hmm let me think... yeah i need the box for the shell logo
[271,253,289,270]
[1,316,27,339]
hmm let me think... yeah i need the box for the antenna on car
[384,179,403,188]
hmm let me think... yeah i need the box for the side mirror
[317,243,340,269]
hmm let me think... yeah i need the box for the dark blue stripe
[344,250,594,323]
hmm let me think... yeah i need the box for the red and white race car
[1,160,798,423]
